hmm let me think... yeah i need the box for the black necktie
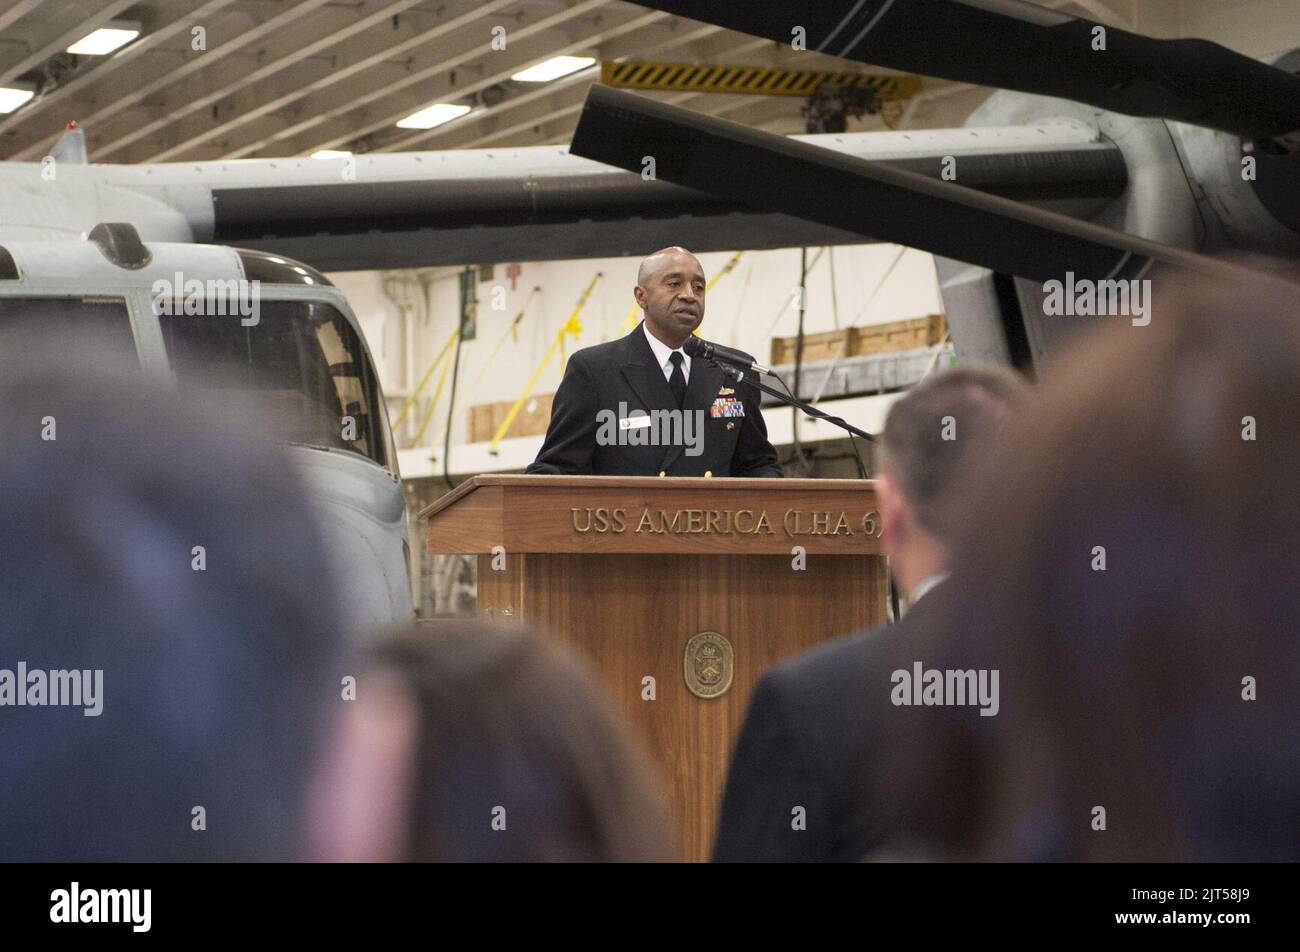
[668,351,686,407]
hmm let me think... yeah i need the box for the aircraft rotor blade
[570,84,1277,285]
[632,0,1300,142]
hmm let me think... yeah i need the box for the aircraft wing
[90,122,1124,271]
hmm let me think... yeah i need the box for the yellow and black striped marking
[600,60,922,98]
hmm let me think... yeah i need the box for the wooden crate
[770,314,947,365]
[769,329,853,366]
[467,404,497,445]
[467,392,555,443]
[855,313,948,354]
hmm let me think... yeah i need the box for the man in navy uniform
[526,246,782,477]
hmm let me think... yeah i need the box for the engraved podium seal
[684,631,734,699]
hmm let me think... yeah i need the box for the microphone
[682,335,770,375]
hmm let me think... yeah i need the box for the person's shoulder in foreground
[713,363,1025,862]
[711,591,947,863]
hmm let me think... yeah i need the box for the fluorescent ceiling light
[511,55,596,83]
[396,103,471,130]
[311,149,352,160]
[0,86,35,114]
[67,26,140,56]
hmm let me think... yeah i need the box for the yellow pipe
[465,287,540,408]
[619,301,641,334]
[491,273,602,451]
[426,296,493,449]
[393,327,459,428]
[410,332,457,446]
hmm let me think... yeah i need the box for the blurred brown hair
[877,265,1300,861]
[365,623,674,862]
[879,365,1024,543]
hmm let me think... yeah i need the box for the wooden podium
[421,475,887,861]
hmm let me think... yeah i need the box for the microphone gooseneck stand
[710,357,890,608]
[710,361,876,442]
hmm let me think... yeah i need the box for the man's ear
[876,471,910,549]
[633,285,647,310]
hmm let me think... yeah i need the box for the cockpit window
[0,297,136,368]
[159,300,392,469]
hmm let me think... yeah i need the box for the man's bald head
[634,246,706,347]
[637,246,702,287]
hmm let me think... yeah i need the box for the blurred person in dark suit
[712,366,1023,862]
[0,347,346,861]
[877,269,1300,861]
[307,622,675,862]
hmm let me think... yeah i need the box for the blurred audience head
[0,352,345,861]
[308,623,675,862]
[876,365,1023,597]
[880,267,1300,861]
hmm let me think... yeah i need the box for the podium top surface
[419,474,878,520]
[421,474,884,556]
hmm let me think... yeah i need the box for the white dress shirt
[642,321,691,385]
[910,572,950,607]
